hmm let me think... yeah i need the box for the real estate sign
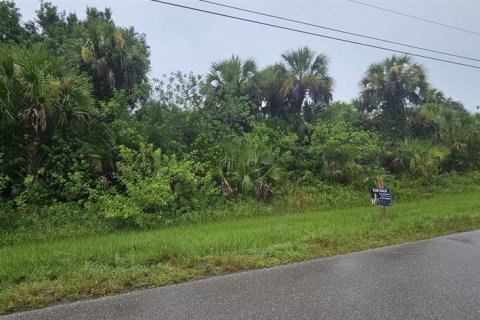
[370,188,391,206]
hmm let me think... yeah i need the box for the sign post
[370,178,391,219]
[378,178,387,219]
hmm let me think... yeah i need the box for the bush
[98,144,219,227]
[308,121,383,186]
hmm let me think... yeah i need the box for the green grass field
[1,192,480,314]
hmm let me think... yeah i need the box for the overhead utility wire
[148,0,480,70]
[199,0,480,63]
[347,0,480,37]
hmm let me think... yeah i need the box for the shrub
[308,122,383,186]
[395,138,449,179]
[218,137,283,201]
[98,144,219,227]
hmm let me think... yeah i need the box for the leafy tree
[318,101,361,125]
[37,134,97,202]
[308,122,382,185]
[80,88,150,190]
[0,1,28,44]
[152,71,204,110]
[360,55,428,138]
[141,72,210,157]
[137,100,204,156]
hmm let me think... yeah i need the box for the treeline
[1,2,479,229]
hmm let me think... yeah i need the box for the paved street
[3,230,480,320]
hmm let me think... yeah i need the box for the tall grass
[1,192,480,314]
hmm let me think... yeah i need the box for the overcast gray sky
[14,0,480,112]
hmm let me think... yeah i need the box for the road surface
[3,230,480,320]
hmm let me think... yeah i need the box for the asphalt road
[3,230,480,320]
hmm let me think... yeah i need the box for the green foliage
[243,123,297,172]
[360,55,428,138]
[0,1,28,44]
[3,191,480,314]
[40,135,96,202]
[203,87,258,134]
[28,2,150,103]
[389,171,480,202]
[33,1,80,55]
[152,71,204,110]
[219,137,283,201]
[395,138,449,179]
[0,153,9,196]
[0,44,94,127]
[318,101,361,124]
[309,122,383,186]
[1,2,479,242]
[279,47,333,113]
[257,63,286,117]
[0,44,94,203]
[409,103,480,172]
[206,55,259,101]
[78,8,151,102]
[99,144,219,227]
[138,102,207,157]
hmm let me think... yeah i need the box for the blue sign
[370,188,391,206]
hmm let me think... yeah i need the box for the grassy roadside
[1,192,480,314]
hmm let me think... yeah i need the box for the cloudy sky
[14,0,480,112]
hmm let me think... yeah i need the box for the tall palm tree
[279,47,333,114]
[257,63,286,116]
[79,10,150,103]
[360,55,428,138]
[206,55,259,98]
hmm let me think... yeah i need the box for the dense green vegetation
[1,2,479,233]
[1,2,480,312]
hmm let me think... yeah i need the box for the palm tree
[206,55,258,98]
[360,55,428,138]
[396,138,449,179]
[79,9,150,103]
[279,47,333,114]
[422,87,446,104]
[257,63,286,116]
[1,45,94,131]
[219,138,282,201]
[0,45,94,175]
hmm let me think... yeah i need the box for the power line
[347,0,480,37]
[198,0,480,63]
[148,0,480,70]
